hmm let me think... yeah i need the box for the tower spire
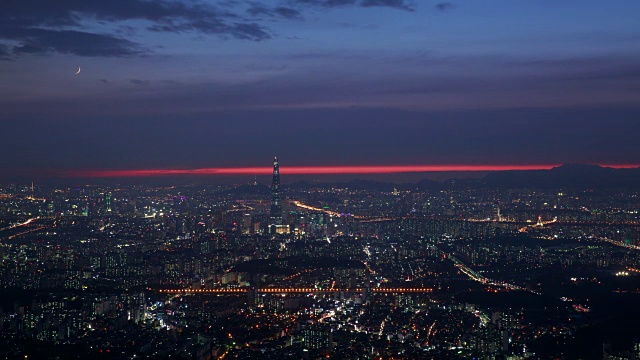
[270,157,282,223]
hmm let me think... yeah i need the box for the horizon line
[65,164,640,178]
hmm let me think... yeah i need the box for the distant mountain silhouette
[226,182,271,195]
[414,178,442,190]
[286,180,312,190]
[441,178,483,189]
[344,179,397,191]
[287,179,402,192]
[233,164,640,192]
[483,164,640,188]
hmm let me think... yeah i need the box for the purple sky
[1,0,640,175]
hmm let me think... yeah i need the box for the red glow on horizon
[66,164,640,178]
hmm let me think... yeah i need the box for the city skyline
[1,168,640,359]
[2,1,640,178]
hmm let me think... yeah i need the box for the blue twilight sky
[1,0,640,174]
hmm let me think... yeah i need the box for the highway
[0,217,38,233]
[156,287,433,294]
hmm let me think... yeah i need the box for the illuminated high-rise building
[106,192,112,213]
[242,213,252,235]
[271,157,282,223]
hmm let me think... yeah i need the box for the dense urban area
[1,163,640,359]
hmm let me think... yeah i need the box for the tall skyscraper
[242,213,252,235]
[271,157,282,223]
[106,192,112,213]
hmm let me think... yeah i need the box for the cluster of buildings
[0,159,639,358]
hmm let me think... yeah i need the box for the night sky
[2,0,640,178]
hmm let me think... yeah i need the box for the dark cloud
[0,0,418,58]
[0,44,11,60]
[130,79,151,86]
[0,0,263,36]
[361,0,415,11]
[291,0,357,7]
[247,3,302,19]
[0,0,271,58]
[146,21,269,41]
[435,2,455,11]
[274,6,304,18]
[290,0,414,11]
[6,28,145,57]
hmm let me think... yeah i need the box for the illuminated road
[0,217,38,232]
[8,226,47,240]
[443,251,525,291]
[359,217,396,223]
[601,237,640,250]
[292,202,638,230]
[292,200,346,218]
[292,200,396,222]
[519,217,558,233]
[156,287,433,294]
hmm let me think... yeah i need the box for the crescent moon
[75,66,81,75]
